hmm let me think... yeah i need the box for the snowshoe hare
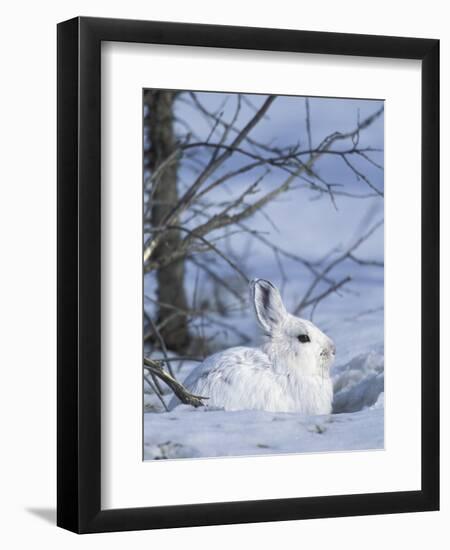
[170,279,336,414]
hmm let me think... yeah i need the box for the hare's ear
[250,279,287,334]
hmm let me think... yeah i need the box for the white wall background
[0,1,447,547]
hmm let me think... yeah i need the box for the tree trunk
[146,91,190,352]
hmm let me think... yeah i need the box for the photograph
[142,89,385,460]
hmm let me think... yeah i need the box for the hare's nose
[330,342,336,356]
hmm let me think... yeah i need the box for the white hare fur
[169,279,336,414]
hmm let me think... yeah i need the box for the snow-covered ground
[144,405,383,460]
[143,340,384,460]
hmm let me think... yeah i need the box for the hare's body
[176,346,333,414]
[169,279,336,414]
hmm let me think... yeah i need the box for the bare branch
[144,357,208,408]
[305,97,313,152]
[341,154,384,196]
[144,373,169,412]
[317,105,384,151]
[294,219,384,314]
[162,96,276,226]
[169,225,249,283]
[348,253,384,267]
[146,296,252,344]
[188,92,276,155]
[301,276,352,310]
[189,257,246,304]
[146,315,175,378]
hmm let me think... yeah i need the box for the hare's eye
[297,334,310,343]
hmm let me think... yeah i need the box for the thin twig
[144,357,208,408]
[144,373,169,412]
[146,315,175,378]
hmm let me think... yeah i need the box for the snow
[144,346,384,460]
[144,403,384,460]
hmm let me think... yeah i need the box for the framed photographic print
[57,17,439,533]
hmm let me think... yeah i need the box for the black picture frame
[57,16,439,534]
